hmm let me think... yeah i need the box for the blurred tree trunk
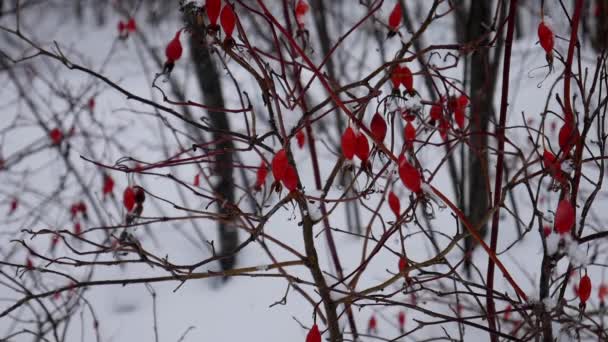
[462,1,495,276]
[592,0,608,51]
[188,19,238,275]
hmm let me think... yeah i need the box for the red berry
[542,149,558,172]
[388,2,402,32]
[282,164,298,192]
[391,65,403,89]
[50,128,63,145]
[103,174,114,197]
[296,130,306,149]
[123,187,136,211]
[255,161,268,189]
[220,4,237,38]
[391,65,414,93]
[430,104,442,121]
[368,315,377,333]
[398,311,405,329]
[8,198,18,215]
[438,118,449,141]
[538,21,554,54]
[558,122,579,156]
[295,0,309,27]
[454,106,465,129]
[401,66,414,94]
[457,94,469,108]
[272,149,288,181]
[341,127,357,160]
[398,256,407,273]
[578,275,592,303]
[599,283,607,302]
[398,157,421,193]
[74,222,82,235]
[206,0,221,26]
[504,304,512,320]
[370,112,387,143]
[404,121,416,145]
[194,174,200,187]
[554,199,575,234]
[126,18,137,32]
[295,0,310,16]
[306,324,321,342]
[117,21,126,33]
[165,31,183,63]
[70,203,79,218]
[388,191,400,217]
[543,226,552,237]
[51,234,60,248]
[355,133,370,162]
[88,97,95,111]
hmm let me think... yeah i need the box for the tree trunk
[189,21,238,275]
[463,0,494,276]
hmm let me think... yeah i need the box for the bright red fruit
[51,234,60,248]
[295,0,310,27]
[558,123,579,156]
[390,65,413,92]
[458,94,469,108]
[74,222,82,235]
[430,104,442,121]
[454,107,465,129]
[538,21,554,54]
[103,174,114,197]
[388,2,402,32]
[165,31,183,63]
[355,134,370,162]
[8,198,18,215]
[554,199,575,234]
[50,128,63,145]
[220,4,236,38]
[255,161,268,189]
[206,0,221,26]
[117,21,126,34]
[70,203,79,218]
[194,174,200,187]
[578,275,592,303]
[599,283,607,302]
[543,226,552,237]
[398,311,405,330]
[306,324,321,342]
[123,187,136,212]
[438,118,449,141]
[126,18,137,32]
[398,256,407,272]
[296,130,306,149]
[504,304,512,320]
[542,149,558,172]
[398,157,421,193]
[368,315,377,333]
[26,257,33,270]
[370,113,387,143]
[400,66,414,93]
[272,149,288,181]
[388,191,400,217]
[404,121,416,145]
[391,65,403,88]
[341,127,357,160]
[282,164,298,192]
